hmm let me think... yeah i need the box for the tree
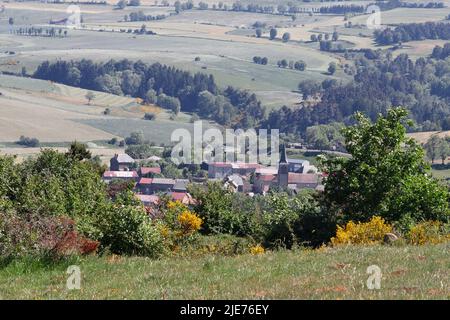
[125,131,145,145]
[85,91,95,105]
[438,139,450,164]
[269,28,277,40]
[66,141,92,161]
[424,134,442,163]
[145,89,157,104]
[255,28,262,38]
[328,62,337,75]
[332,31,339,41]
[282,32,290,43]
[17,136,40,147]
[117,0,127,9]
[294,60,306,71]
[319,108,449,227]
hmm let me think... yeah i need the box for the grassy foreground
[0,244,448,300]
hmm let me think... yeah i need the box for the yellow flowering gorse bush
[159,200,203,254]
[178,210,203,235]
[250,244,265,255]
[331,216,393,245]
[407,221,450,245]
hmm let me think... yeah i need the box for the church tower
[278,144,289,189]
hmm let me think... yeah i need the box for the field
[0,1,449,166]
[0,74,212,148]
[0,244,448,299]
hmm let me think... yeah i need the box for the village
[102,146,324,206]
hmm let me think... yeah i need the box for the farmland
[0,0,449,167]
[0,74,210,150]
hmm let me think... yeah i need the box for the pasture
[0,74,207,147]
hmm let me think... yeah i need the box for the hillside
[0,74,213,145]
[0,244,448,300]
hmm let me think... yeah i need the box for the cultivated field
[0,0,449,160]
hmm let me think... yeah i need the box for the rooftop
[288,173,319,184]
[113,153,135,164]
[140,167,161,175]
[138,178,153,185]
[103,171,138,178]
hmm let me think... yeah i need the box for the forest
[374,22,450,45]
[33,59,266,128]
[264,46,450,138]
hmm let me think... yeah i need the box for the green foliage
[66,141,92,161]
[269,28,277,40]
[189,182,328,247]
[125,131,145,145]
[17,135,39,147]
[97,201,165,257]
[319,107,449,225]
[188,182,241,235]
[0,156,19,211]
[328,62,337,75]
[125,143,159,159]
[424,134,450,164]
[305,122,344,151]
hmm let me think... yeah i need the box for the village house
[208,162,262,179]
[110,153,135,171]
[253,145,321,194]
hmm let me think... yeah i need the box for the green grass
[0,244,448,299]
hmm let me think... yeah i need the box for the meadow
[0,244,448,299]
[0,74,208,147]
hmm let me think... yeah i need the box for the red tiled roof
[288,173,319,184]
[140,167,161,175]
[209,162,233,168]
[138,178,153,185]
[258,174,276,182]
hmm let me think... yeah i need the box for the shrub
[144,112,156,120]
[177,210,202,236]
[98,204,165,257]
[0,212,98,260]
[16,135,39,147]
[407,221,450,245]
[250,244,265,255]
[331,216,393,245]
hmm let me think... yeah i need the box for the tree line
[375,22,450,45]
[318,5,364,14]
[126,11,168,22]
[32,59,265,128]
